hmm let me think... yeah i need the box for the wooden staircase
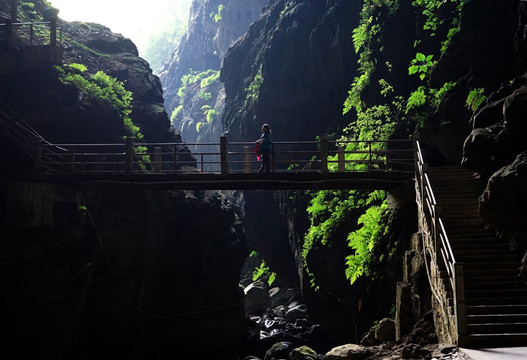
[427,166,527,347]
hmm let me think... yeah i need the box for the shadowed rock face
[159,0,269,115]
[1,185,248,359]
[220,0,361,143]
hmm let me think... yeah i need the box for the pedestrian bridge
[35,136,415,190]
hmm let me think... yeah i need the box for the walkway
[34,137,415,190]
[461,347,527,360]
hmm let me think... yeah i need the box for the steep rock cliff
[160,0,268,144]
[221,0,361,143]
[0,0,172,143]
[1,2,249,359]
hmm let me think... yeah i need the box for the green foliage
[200,70,220,88]
[252,260,276,286]
[378,79,394,97]
[211,4,225,23]
[441,24,460,53]
[201,105,217,123]
[280,1,295,20]
[196,121,207,133]
[245,65,263,101]
[177,69,220,103]
[56,64,142,140]
[171,105,184,124]
[199,90,212,101]
[406,86,427,114]
[408,53,436,81]
[345,195,388,285]
[65,63,87,74]
[466,88,487,112]
[429,81,456,108]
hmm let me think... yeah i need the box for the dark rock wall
[221,0,361,142]
[1,183,248,359]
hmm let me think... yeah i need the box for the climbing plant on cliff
[56,63,142,139]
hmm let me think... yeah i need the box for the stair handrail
[414,139,467,341]
[0,98,63,171]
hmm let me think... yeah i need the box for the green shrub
[56,64,142,140]
[466,88,486,112]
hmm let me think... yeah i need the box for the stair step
[452,244,508,251]
[457,254,520,263]
[466,289,527,298]
[467,314,527,324]
[465,268,520,277]
[464,261,521,270]
[467,322,527,334]
[466,304,527,315]
[466,297,527,306]
[465,280,526,289]
[455,249,513,256]
[459,333,527,348]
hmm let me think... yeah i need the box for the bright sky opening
[49,0,190,56]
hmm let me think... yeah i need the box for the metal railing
[414,140,466,338]
[0,19,62,48]
[0,98,53,169]
[37,136,415,176]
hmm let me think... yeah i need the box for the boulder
[401,344,431,359]
[264,341,294,360]
[323,344,370,360]
[285,304,308,322]
[245,282,272,316]
[375,318,396,342]
[471,98,505,129]
[290,345,318,360]
[503,87,527,130]
[479,152,527,230]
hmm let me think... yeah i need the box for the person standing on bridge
[256,123,272,173]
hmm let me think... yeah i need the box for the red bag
[254,143,262,161]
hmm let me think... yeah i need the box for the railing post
[420,162,428,207]
[220,135,228,175]
[337,145,345,173]
[453,262,467,338]
[154,146,161,173]
[174,145,178,173]
[433,204,441,262]
[50,17,57,47]
[71,145,76,173]
[30,23,34,45]
[243,146,251,173]
[124,137,134,175]
[368,141,372,170]
[320,134,328,174]
[34,137,43,174]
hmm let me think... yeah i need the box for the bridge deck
[37,170,414,190]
